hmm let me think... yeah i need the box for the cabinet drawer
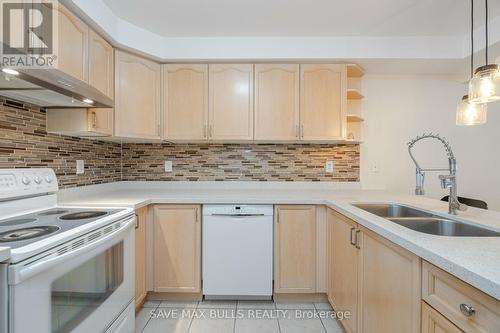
[422,261,500,333]
[422,301,463,333]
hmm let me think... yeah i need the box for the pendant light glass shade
[456,95,487,125]
[468,64,500,103]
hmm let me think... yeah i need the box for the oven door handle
[9,217,135,285]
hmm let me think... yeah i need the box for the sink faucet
[407,133,467,215]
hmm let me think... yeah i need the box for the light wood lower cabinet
[153,205,201,293]
[358,225,421,333]
[135,207,148,310]
[422,261,500,333]
[274,205,316,293]
[422,302,464,333]
[327,209,421,333]
[328,209,359,333]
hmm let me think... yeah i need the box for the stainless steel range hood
[0,69,113,108]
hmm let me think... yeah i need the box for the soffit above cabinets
[65,0,500,75]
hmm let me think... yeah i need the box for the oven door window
[51,241,124,333]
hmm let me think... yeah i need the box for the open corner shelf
[347,64,365,78]
[347,89,364,100]
[346,114,364,122]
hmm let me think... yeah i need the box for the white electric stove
[0,168,136,333]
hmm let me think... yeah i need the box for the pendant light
[457,0,487,126]
[468,0,500,103]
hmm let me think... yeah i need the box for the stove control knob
[34,176,42,184]
[22,176,31,185]
[45,175,53,183]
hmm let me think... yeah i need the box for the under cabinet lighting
[82,98,94,104]
[2,68,19,75]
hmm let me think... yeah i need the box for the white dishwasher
[202,205,273,300]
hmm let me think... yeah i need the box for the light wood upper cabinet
[254,64,300,141]
[46,107,112,137]
[88,108,113,136]
[274,205,316,293]
[422,302,464,333]
[328,210,359,333]
[135,207,148,310]
[358,225,421,333]
[55,5,89,82]
[88,30,114,99]
[163,64,208,141]
[115,51,161,139]
[300,64,346,141]
[153,205,201,293]
[209,64,254,141]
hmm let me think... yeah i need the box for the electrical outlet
[164,160,173,172]
[76,160,84,175]
[325,161,334,173]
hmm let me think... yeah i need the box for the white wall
[361,74,500,210]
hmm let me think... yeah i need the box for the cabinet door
[209,64,254,140]
[56,5,88,82]
[358,226,421,333]
[274,205,316,293]
[115,51,161,139]
[87,108,113,136]
[422,302,464,333]
[300,64,346,141]
[88,29,114,99]
[254,64,300,141]
[329,210,359,333]
[135,207,148,309]
[154,205,201,293]
[163,64,208,141]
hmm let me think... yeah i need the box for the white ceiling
[102,0,499,38]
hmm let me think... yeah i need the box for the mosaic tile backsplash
[1,98,360,188]
[0,99,122,188]
[121,143,359,181]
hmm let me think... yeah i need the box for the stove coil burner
[0,226,60,242]
[39,209,70,216]
[59,211,107,220]
[0,218,38,227]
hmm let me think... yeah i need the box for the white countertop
[58,181,500,300]
[0,246,11,262]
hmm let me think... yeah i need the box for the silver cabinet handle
[209,125,213,138]
[460,304,475,317]
[355,230,361,249]
[91,111,97,128]
[350,227,356,246]
[295,125,300,138]
[300,125,304,138]
[204,124,208,138]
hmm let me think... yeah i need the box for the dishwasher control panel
[202,205,274,216]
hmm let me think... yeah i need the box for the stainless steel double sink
[352,203,500,237]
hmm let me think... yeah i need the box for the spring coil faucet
[407,133,466,215]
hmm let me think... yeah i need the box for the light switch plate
[325,161,334,173]
[164,160,173,172]
[76,160,84,175]
[371,161,379,173]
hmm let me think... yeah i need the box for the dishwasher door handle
[210,213,266,217]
